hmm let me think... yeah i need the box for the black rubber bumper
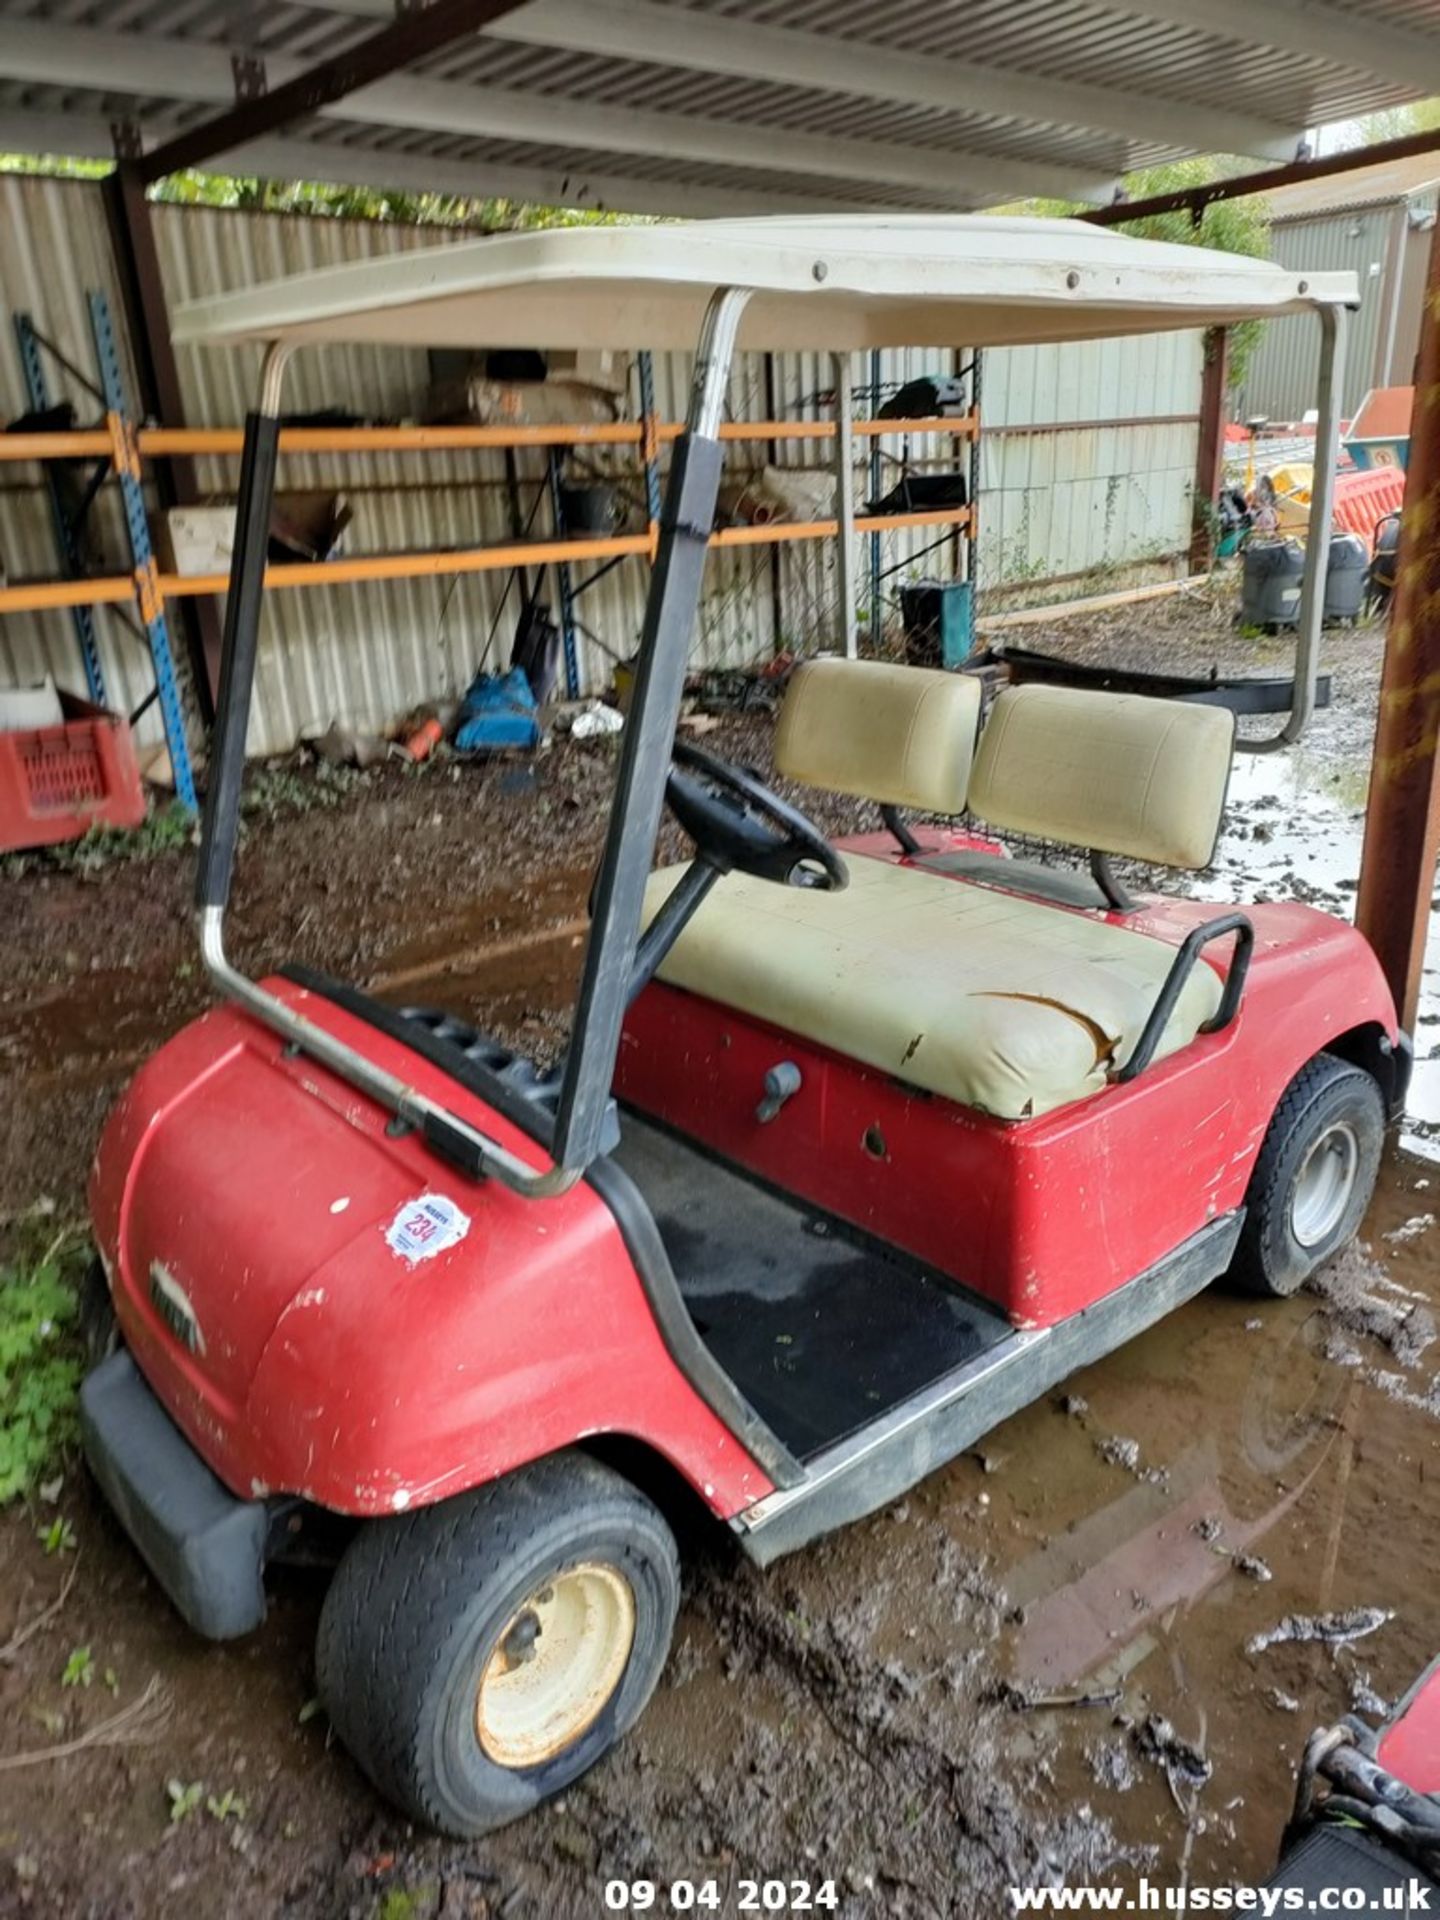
[80,1350,268,1640]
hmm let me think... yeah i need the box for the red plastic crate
[0,692,148,853]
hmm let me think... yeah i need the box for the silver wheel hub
[1291,1121,1360,1249]
[476,1562,635,1769]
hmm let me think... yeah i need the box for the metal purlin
[12,312,108,705]
[87,291,198,811]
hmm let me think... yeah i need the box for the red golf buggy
[78,216,1404,1833]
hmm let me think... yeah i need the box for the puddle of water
[1198,752,1440,1156]
[656,1144,1440,1890]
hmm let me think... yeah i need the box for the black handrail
[1116,911,1254,1084]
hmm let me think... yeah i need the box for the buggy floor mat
[613,1114,1012,1460]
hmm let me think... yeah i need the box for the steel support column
[103,155,224,717]
[1356,217,1440,1034]
[1190,327,1230,573]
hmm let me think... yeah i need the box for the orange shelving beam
[0,412,979,465]
[0,411,977,617]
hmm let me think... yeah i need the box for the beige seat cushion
[969,683,1235,869]
[774,657,980,814]
[643,855,1223,1120]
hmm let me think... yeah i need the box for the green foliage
[1,803,196,883]
[60,1645,94,1689]
[241,759,358,822]
[37,1515,77,1555]
[1354,98,1440,142]
[0,1233,85,1505]
[0,152,108,181]
[0,149,646,234]
[166,1779,205,1825]
[1104,160,1271,389]
[152,170,643,232]
[205,1788,247,1823]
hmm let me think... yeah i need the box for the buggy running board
[732,1210,1243,1564]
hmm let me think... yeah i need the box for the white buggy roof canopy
[173,214,1358,354]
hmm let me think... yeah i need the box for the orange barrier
[1332,466,1406,551]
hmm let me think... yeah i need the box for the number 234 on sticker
[385,1193,471,1265]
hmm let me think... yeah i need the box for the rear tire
[315,1451,680,1836]
[1229,1053,1384,1298]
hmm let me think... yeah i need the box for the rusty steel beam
[135,0,530,184]
[1355,214,1440,1033]
[1190,327,1230,573]
[1085,125,1440,227]
[103,151,225,718]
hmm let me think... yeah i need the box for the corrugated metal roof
[1265,150,1440,222]
[1,0,1437,214]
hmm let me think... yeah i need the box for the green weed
[166,1779,204,1825]
[60,1645,94,1689]
[0,1228,86,1504]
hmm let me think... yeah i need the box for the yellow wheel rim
[475,1562,636,1769]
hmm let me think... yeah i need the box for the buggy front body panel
[89,980,778,1523]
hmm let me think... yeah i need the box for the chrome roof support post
[1241,300,1349,754]
[194,340,574,1197]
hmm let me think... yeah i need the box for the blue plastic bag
[454,666,540,753]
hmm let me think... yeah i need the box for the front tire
[1229,1052,1384,1297]
[316,1452,680,1836]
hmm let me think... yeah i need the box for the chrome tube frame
[196,292,752,1199]
[1239,300,1350,755]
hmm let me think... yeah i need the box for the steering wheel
[665,740,848,891]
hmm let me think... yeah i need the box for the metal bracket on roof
[231,56,268,102]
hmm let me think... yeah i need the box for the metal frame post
[103,153,224,718]
[1356,216,1440,1032]
[637,348,663,532]
[194,351,291,916]
[553,287,752,1169]
[832,352,858,658]
[88,292,198,811]
[192,341,575,1199]
[195,292,752,1198]
[546,449,581,697]
[868,348,884,640]
[1240,301,1349,754]
[1190,326,1231,573]
[12,312,108,705]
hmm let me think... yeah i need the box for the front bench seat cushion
[642,856,1223,1121]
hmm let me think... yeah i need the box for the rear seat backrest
[968,683,1235,869]
[774,658,980,815]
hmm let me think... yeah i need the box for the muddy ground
[4,587,1440,1919]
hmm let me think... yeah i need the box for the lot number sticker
[386,1192,471,1265]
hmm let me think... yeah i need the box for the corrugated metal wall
[978,330,1201,591]
[1243,205,1413,422]
[1,176,1202,759]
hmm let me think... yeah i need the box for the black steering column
[626,740,848,1007]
